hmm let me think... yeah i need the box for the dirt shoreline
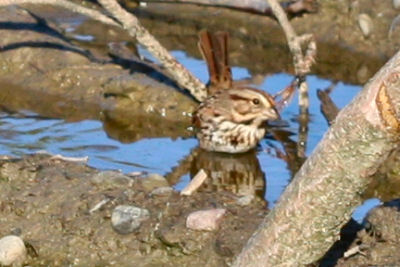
[0,153,268,266]
[0,153,399,266]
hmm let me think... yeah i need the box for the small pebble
[237,195,254,206]
[111,205,150,234]
[394,0,400,9]
[358,13,373,37]
[141,173,169,192]
[0,235,26,266]
[150,186,174,196]
[186,209,226,231]
[363,199,400,243]
[91,171,132,186]
[356,64,370,83]
[89,198,110,214]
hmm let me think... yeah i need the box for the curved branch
[97,0,207,101]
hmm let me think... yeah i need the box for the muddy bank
[0,153,268,266]
[0,153,399,266]
[0,5,196,141]
[131,0,399,85]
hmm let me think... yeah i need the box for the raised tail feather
[198,30,233,94]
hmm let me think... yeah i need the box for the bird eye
[252,98,260,105]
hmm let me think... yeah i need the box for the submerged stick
[317,84,340,125]
[180,169,208,196]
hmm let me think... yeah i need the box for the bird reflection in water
[189,149,266,199]
[165,127,305,204]
[166,147,266,202]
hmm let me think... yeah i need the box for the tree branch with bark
[128,0,318,17]
[266,0,316,113]
[233,49,400,266]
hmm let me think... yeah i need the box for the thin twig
[89,198,111,214]
[0,0,207,101]
[389,14,400,40]
[266,0,316,111]
[266,0,316,159]
[50,154,89,163]
[297,110,308,159]
[266,0,315,76]
[273,78,296,110]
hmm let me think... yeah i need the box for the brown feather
[198,30,233,94]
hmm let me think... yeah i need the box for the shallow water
[0,44,380,221]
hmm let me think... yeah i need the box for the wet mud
[0,153,268,266]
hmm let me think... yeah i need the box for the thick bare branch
[233,50,400,266]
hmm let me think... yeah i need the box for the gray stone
[91,171,132,186]
[236,195,254,206]
[111,205,150,234]
[141,173,169,192]
[150,186,174,196]
[358,14,373,37]
[394,0,400,9]
[0,235,26,266]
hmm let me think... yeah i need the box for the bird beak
[264,106,280,121]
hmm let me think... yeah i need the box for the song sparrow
[193,31,280,153]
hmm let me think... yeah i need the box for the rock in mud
[336,200,400,266]
[0,235,26,266]
[150,186,174,196]
[358,13,373,37]
[111,205,150,234]
[91,171,133,187]
[236,195,254,206]
[141,173,169,192]
[394,0,400,9]
[364,199,400,242]
[186,209,226,231]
